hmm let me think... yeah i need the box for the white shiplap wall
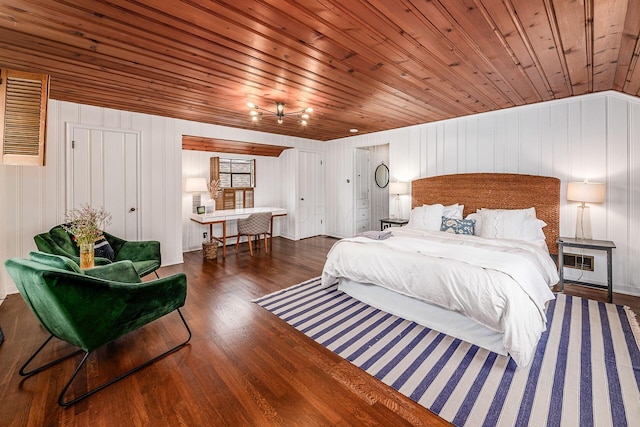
[182,151,292,251]
[3,91,640,299]
[324,91,640,297]
[0,100,321,298]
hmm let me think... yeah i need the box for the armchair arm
[114,240,161,264]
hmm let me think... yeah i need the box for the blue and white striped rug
[253,277,640,426]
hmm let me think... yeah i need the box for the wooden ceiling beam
[182,136,293,157]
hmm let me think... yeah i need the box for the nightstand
[557,237,616,302]
[380,218,408,230]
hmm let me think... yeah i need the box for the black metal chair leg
[154,270,160,279]
[58,309,192,407]
[19,334,84,377]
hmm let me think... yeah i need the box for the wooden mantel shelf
[182,135,293,157]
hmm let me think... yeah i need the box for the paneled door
[298,150,325,239]
[66,124,140,240]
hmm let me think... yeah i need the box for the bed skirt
[338,278,508,356]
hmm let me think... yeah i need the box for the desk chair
[235,212,272,256]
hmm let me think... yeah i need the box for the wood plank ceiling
[1,0,639,141]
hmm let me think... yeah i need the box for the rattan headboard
[411,173,560,255]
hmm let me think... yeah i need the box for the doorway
[66,124,141,240]
[298,150,325,239]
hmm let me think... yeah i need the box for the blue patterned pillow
[441,217,475,235]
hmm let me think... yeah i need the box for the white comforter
[321,228,559,367]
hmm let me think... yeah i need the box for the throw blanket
[322,228,558,367]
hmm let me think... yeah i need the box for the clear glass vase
[79,242,95,269]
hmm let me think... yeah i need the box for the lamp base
[393,195,402,219]
[575,204,592,240]
[192,194,202,214]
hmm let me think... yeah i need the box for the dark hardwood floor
[1,236,638,426]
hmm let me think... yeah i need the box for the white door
[298,151,325,239]
[66,124,140,240]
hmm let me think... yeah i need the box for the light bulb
[247,102,256,109]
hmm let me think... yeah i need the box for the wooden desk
[191,207,287,257]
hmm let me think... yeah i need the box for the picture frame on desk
[196,206,205,215]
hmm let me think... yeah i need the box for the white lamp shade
[389,181,409,195]
[185,177,208,193]
[567,181,605,203]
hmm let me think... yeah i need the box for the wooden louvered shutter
[0,69,49,166]
[222,189,236,210]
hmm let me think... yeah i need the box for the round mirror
[374,163,389,188]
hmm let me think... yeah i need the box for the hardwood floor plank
[1,236,637,426]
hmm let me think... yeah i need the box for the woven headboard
[411,173,560,255]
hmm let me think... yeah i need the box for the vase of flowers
[62,204,112,269]
[206,178,221,215]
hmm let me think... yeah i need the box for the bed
[321,173,561,367]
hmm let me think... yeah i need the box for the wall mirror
[374,162,389,188]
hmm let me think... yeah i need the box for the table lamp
[389,181,409,219]
[566,181,605,240]
[185,177,209,213]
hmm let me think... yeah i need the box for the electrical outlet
[203,232,208,239]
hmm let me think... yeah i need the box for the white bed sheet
[321,228,559,367]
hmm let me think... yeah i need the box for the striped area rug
[253,277,640,426]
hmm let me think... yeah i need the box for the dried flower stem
[62,204,112,246]
[209,178,221,199]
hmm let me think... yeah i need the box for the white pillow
[521,218,547,242]
[476,207,540,240]
[407,204,445,230]
[441,203,464,219]
[465,212,481,234]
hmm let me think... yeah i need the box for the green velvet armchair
[34,225,161,278]
[4,251,191,406]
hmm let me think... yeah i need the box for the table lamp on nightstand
[567,180,605,240]
[389,181,409,219]
[185,177,209,214]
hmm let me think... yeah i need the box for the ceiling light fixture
[247,102,313,126]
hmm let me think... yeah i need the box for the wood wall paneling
[1,1,640,141]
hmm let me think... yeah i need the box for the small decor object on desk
[62,204,112,269]
[206,178,221,215]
